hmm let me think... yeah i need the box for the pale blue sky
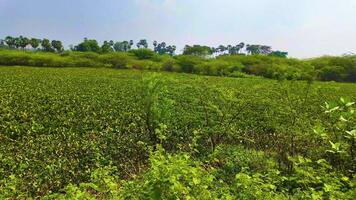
[0,0,355,58]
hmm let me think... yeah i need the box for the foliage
[1,47,356,82]
[74,38,101,53]
[0,67,355,198]
[129,48,155,60]
[113,40,133,52]
[153,41,176,55]
[270,51,288,58]
[136,39,148,49]
[183,45,213,57]
[314,97,356,172]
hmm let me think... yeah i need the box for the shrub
[100,53,131,68]
[129,48,155,60]
[128,60,158,70]
[175,55,204,73]
[319,66,346,81]
[210,145,277,183]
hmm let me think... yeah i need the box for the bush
[129,48,155,60]
[0,49,356,82]
[100,53,131,68]
[210,145,277,182]
[128,59,158,70]
[175,55,204,73]
[319,66,347,81]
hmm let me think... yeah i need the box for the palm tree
[237,42,245,54]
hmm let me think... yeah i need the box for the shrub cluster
[1,49,356,82]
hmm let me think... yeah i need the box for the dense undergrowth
[1,49,356,82]
[0,67,355,199]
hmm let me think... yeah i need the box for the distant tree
[183,45,212,57]
[246,44,260,55]
[18,36,30,49]
[237,42,245,54]
[114,41,131,52]
[74,38,101,53]
[211,47,217,55]
[51,40,63,52]
[166,45,176,56]
[260,45,272,55]
[0,39,5,48]
[269,51,288,58]
[213,43,245,55]
[4,36,16,48]
[136,39,148,48]
[227,45,232,54]
[246,44,272,55]
[14,37,21,49]
[41,39,53,52]
[30,38,41,49]
[153,41,176,55]
[101,40,114,53]
[217,45,227,55]
[109,40,114,47]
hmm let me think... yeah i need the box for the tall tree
[153,40,158,49]
[114,41,132,52]
[217,45,227,55]
[246,44,260,55]
[109,40,114,47]
[260,45,272,55]
[41,39,53,52]
[153,41,176,55]
[4,36,15,48]
[238,42,245,53]
[0,39,5,48]
[136,39,148,48]
[14,37,21,49]
[183,45,212,57]
[166,45,176,56]
[18,36,30,49]
[30,38,41,49]
[51,40,63,52]
[74,38,101,52]
[101,40,114,53]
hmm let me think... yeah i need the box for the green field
[1,66,355,199]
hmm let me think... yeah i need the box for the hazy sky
[0,0,355,58]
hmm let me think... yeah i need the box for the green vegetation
[1,35,356,82]
[0,67,355,199]
[1,48,356,82]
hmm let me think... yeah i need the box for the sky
[0,0,355,58]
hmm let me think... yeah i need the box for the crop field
[0,66,355,199]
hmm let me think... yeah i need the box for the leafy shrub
[210,145,277,183]
[129,48,155,60]
[100,53,131,68]
[175,55,204,73]
[128,59,159,70]
[314,97,356,172]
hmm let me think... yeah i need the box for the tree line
[0,36,63,52]
[1,36,287,57]
[183,44,287,57]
